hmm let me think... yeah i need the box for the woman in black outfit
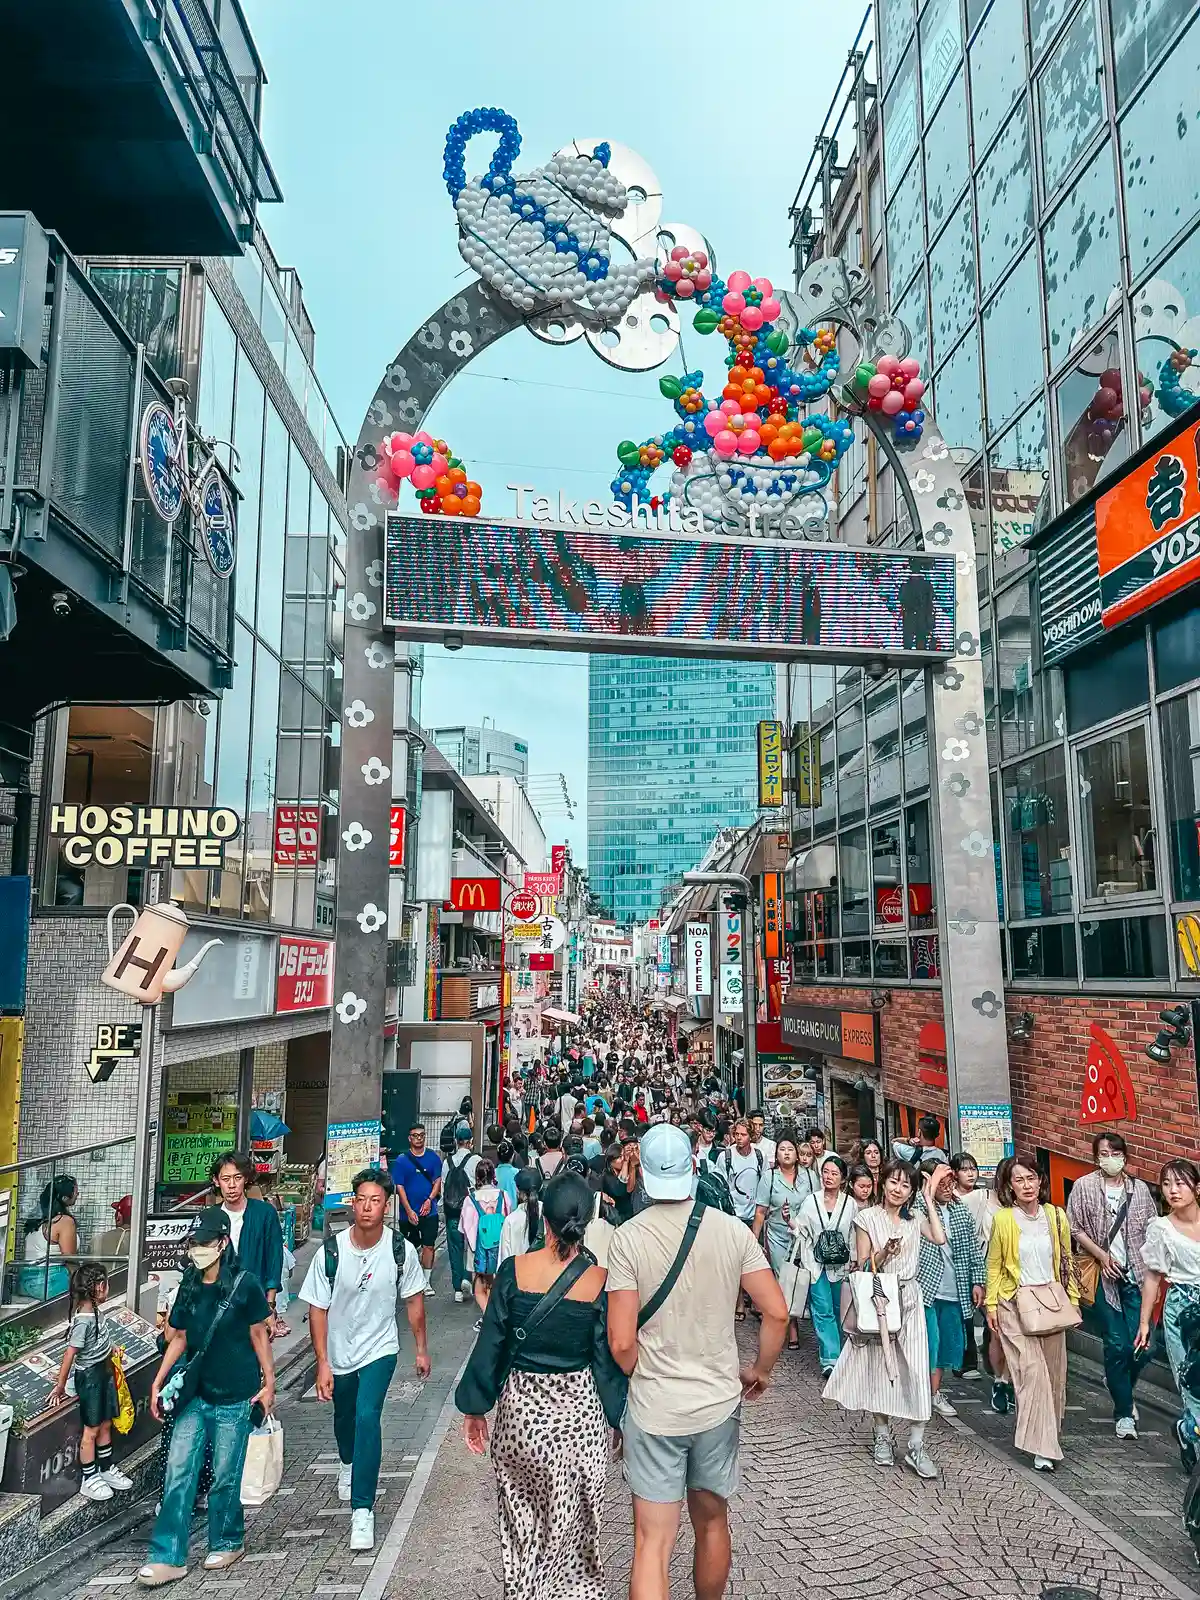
[456,1172,626,1600]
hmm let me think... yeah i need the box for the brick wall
[1007,993,1199,1179]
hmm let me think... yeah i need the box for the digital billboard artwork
[383,515,957,662]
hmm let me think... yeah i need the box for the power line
[459,371,667,405]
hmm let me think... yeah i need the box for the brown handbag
[1015,1207,1082,1336]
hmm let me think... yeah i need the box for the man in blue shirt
[391,1124,442,1296]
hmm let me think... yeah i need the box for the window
[1004,747,1072,916]
[89,266,182,380]
[260,278,288,373]
[837,702,866,825]
[1134,227,1200,446]
[1080,914,1169,977]
[44,706,156,909]
[925,71,970,233]
[867,681,902,811]
[1119,20,1200,279]
[872,816,905,928]
[1029,0,1071,55]
[970,0,1025,153]
[1064,632,1150,729]
[230,246,263,326]
[231,358,265,627]
[931,330,984,455]
[920,0,963,109]
[197,289,237,458]
[906,800,940,976]
[884,45,921,190]
[1038,0,1103,196]
[989,399,1049,576]
[997,578,1064,754]
[1156,605,1200,693]
[896,273,931,373]
[887,160,926,303]
[1010,921,1078,977]
[1111,0,1196,102]
[1053,324,1131,505]
[880,0,917,83]
[1160,691,1200,900]
[901,670,929,792]
[1043,144,1121,364]
[257,401,288,652]
[977,104,1034,295]
[984,249,1043,429]
[1077,724,1157,900]
[841,826,871,935]
[930,194,975,365]
[213,622,255,914]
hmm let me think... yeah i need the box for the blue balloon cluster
[1158,349,1197,418]
[411,441,434,466]
[443,107,521,203]
[893,407,926,442]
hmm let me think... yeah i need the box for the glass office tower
[587,657,776,922]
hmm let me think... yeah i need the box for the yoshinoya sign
[49,805,241,869]
[780,1003,878,1065]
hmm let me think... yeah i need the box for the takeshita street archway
[330,108,1010,1166]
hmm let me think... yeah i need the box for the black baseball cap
[190,1208,232,1244]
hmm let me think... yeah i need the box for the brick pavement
[18,1279,1200,1600]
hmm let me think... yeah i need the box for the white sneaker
[349,1509,374,1552]
[932,1392,958,1419]
[454,1289,465,1304]
[1115,1416,1138,1439]
[1033,1455,1056,1472]
[337,1463,352,1501]
[904,1447,939,1480]
[101,1466,133,1491]
[872,1430,894,1467]
[460,1279,472,1295]
[423,1283,435,1297]
[80,1476,113,1501]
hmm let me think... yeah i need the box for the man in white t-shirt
[607,1125,787,1600]
[300,1168,429,1553]
[718,1120,765,1223]
[748,1110,776,1168]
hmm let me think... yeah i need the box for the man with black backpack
[720,1119,764,1225]
[298,1168,429,1554]
[441,1122,480,1304]
[607,1125,787,1600]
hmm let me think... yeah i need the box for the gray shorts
[621,1406,741,1503]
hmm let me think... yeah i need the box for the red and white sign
[523,870,561,897]
[274,804,320,868]
[528,951,554,971]
[508,889,539,922]
[551,845,567,877]
[276,935,334,1013]
[874,882,934,926]
[449,877,502,912]
[648,918,660,931]
[389,805,406,870]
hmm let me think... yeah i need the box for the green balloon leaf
[854,364,876,388]
[658,375,683,400]
[765,329,789,356]
[617,440,642,467]
[693,308,720,335]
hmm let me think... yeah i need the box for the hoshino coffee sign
[49,805,242,868]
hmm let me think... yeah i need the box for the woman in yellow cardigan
[985,1154,1079,1471]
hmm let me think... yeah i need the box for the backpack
[323,1228,411,1289]
[721,1146,764,1201]
[442,1150,474,1219]
[810,1196,852,1268]
[471,1194,505,1266]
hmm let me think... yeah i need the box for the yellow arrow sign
[1178,913,1200,976]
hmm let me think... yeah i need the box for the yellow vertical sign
[0,1019,22,1265]
[757,720,784,808]
[795,728,822,807]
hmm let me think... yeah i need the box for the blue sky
[241,0,859,859]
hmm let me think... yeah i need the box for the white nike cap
[639,1123,697,1202]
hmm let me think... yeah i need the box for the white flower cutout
[350,503,375,532]
[342,821,372,851]
[449,330,474,359]
[960,830,990,857]
[941,738,969,761]
[357,902,386,934]
[365,641,390,670]
[348,591,377,623]
[367,399,393,430]
[336,992,367,1026]
[365,558,384,588]
[361,756,390,786]
[345,698,374,729]
[912,469,936,495]
[922,439,949,461]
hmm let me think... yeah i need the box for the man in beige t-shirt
[607,1125,787,1600]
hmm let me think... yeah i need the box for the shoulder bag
[1075,1185,1130,1307]
[1014,1207,1082,1335]
[164,1271,249,1416]
[637,1194,706,1329]
[839,1250,903,1344]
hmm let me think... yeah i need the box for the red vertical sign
[551,844,566,877]
[389,805,406,870]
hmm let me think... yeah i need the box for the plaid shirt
[915,1196,986,1315]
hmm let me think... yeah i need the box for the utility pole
[682,872,759,1108]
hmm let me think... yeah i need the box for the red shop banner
[274,804,320,868]
[390,805,406,870]
[276,935,334,1013]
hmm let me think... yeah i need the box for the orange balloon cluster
[759,416,811,463]
[722,365,773,410]
[422,461,483,516]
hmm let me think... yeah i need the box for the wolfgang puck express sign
[49,805,241,868]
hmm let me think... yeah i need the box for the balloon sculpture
[610,253,927,527]
[1157,347,1198,419]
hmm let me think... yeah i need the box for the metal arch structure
[329,133,1012,1164]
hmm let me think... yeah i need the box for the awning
[652,995,688,1011]
[542,1007,581,1025]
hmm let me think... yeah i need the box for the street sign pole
[683,872,759,1109]
[497,909,507,1127]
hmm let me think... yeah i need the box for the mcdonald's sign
[449,877,502,912]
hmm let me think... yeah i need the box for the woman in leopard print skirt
[456,1172,627,1599]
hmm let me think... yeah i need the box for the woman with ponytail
[457,1172,626,1599]
[498,1167,544,1263]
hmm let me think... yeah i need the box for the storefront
[779,1002,882,1150]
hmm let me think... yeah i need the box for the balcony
[0,226,235,781]
[2,0,281,255]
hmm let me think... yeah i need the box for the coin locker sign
[49,805,241,869]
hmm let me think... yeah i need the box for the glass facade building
[588,657,776,923]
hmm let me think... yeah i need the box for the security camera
[50,591,71,618]
[443,633,465,653]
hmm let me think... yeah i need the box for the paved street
[21,1262,1200,1600]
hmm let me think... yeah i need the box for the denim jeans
[148,1397,252,1567]
[1094,1277,1149,1420]
[809,1271,843,1369]
[446,1213,466,1289]
[1162,1284,1200,1443]
[333,1354,397,1510]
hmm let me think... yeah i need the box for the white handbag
[845,1268,902,1334]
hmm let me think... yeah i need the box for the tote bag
[240,1415,284,1506]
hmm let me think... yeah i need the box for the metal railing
[1,239,235,659]
[0,1136,137,1330]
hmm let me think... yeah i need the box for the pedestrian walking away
[457,1172,627,1600]
[299,1166,431,1554]
[443,1121,482,1304]
[1067,1131,1156,1437]
[392,1121,444,1295]
[986,1154,1080,1472]
[140,1208,275,1586]
[606,1124,788,1600]
[461,1158,512,1323]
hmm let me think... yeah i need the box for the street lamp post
[682,872,759,1108]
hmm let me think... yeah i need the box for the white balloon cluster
[671,449,824,530]
[455,151,655,321]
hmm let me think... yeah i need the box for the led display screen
[384,515,956,662]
